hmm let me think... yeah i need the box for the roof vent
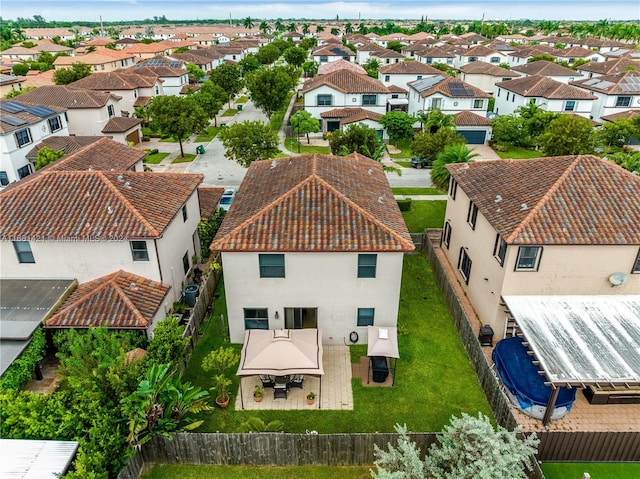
[368,168,373,174]
[520,203,528,210]
[129,282,138,290]
[495,194,502,202]
[270,160,277,169]
[124,181,131,188]
[378,196,384,203]
[117,174,124,181]
[107,206,113,214]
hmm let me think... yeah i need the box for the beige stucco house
[210,153,414,345]
[441,156,640,338]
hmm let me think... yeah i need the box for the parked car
[218,188,236,211]
[411,157,432,169]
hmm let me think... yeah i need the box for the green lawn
[143,152,170,164]
[284,138,330,155]
[236,96,249,104]
[195,126,220,142]
[395,161,411,168]
[159,137,178,143]
[495,145,544,160]
[392,187,445,196]
[541,462,640,479]
[182,253,492,434]
[141,465,373,479]
[172,153,196,163]
[222,109,238,117]
[401,200,446,233]
[388,139,413,159]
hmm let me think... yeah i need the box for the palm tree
[274,20,284,32]
[431,144,479,189]
[421,109,455,133]
[316,25,325,34]
[358,23,368,34]
[330,27,340,36]
[259,21,269,34]
[302,23,310,35]
[344,22,353,34]
[287,23,297,33]
[243,17,254,29]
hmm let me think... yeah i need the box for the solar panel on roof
[0,101,26,113]
[2,115,27,126]
[25,106,55,117]
[449,82,474,96]
[412,75,445,92]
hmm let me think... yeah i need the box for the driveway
[471,144,501,161]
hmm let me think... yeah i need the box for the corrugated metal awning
[0,439,79,478]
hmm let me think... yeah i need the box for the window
[15,128,32,147]
[357,308,375,327]
[442,221,452,249]
[469,56,477,62]
[564,100,576,112]
[182,205,188,222]
[155,86,159,95]
[515,246,542,271]
[449,178,457,199]
[616,96,631,107]
[134,90,138,98]
[493,235,507,265]
[100,64,105,70]
[13,241,35,263]
[182,251,189,274]
[417,75,422,80]
[457,248,472,285]
[0,171,8,186]
[490,56,500,63]
[317,94,332,106]
[17,164,31,179]
[48,116,62,132]
[319,55,328,62]
[632,249,640,273]
[467,202,478,230]
[107,104,115,117]
[357,254,377,278]
[130,241,149,261]
[259,254,285,278]
[426,57,433,64]
[362,94,377,105]
[506,92,510,101]
[384,75,390,82]
[497,88,501,97]
[473,99,484,109]
[244,308,269,329]
[431,98,442,109]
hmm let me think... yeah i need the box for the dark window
[319,55,328,62]
[457,248,472,284]
[473,99,484,109]
[384,75,390,82]
[17,164,31,179]
[0,171,8,186]
[442,221,452,249]
[362,94,377,105]
[616,96,631,107]
[357,308,375,327]
[130,241,149,261]
[490,56,500,63]
[515,246,542,270]
[48,116,62,132]
[13,241,35,263]
[467,202,478,230]
[244,308,269,329]
[417,75,422,80]
[259,254,285,278]
[358,254,377,278]
[182,205,188,222]
[449,178,457,199]
[15,129,32,147]
[632,248,640,273]
[493,235,507,265]
[469,56,477,62]
[182,251,189,274]
[564,100,576,111]
[497,88,501,97]
[107,104,115,117]
[317,94,332,106]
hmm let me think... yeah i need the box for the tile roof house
[550,46,606,66]
[131,63,189,96]
[453,45,507,69]
[459,61,521,94]
[511,60,583,84]
[53,49,137,73]
[45,270,171,337]
[576,58,640,79]
[570,71,640,122]
[413,46,456,66]
[451,110,493,145]
[0,74,26,99]
[407,75,491,119]
[0,171,204,292]
[441,155,640,336]
[14,85,126,138]
[210,153,414,344]
[353,41,387,64]
[311,44,356,64]
[0,99,68,186]
[494,75,596,118]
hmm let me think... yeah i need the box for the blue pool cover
[493,337,576,410]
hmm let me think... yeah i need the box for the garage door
[457,130,486,144]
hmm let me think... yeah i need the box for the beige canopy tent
[237,328,324,408]
[367,326,399,385]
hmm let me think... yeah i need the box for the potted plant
[212,374,232,408]
[306,391,316,405]
[253,385,263,402]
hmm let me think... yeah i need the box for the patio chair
[274,376,288,399]
[289,375,304,389]
[259,375,275,388]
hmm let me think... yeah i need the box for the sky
[1,0,639,23]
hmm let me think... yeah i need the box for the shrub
[0,328,46,391]
[396,198,412,211]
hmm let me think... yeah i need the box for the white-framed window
[259,254,285,278]
[182,251,190,274]
[107,104,115,117]
[17,164,31,179]
[490,56,500,63]
[0,171,8,186]
[48,116,62,132]
[182,205,188,222]
[317,94,332,106]
[384,75,390,82]
[469,56,477,62]
[15,128,32,147]
[616,96,631,107]
[442,221,452,249]
[473,99,484,109]
[431,98,442,109]
[467,202,478,230]
[515,246,542,271]
[493,235,507,266]
[564,100,576,112]
[457,248,472,285]
[130,241,149,261]
[358,254,377,278]
[13,241,35,263]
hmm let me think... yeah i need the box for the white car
[218,188,236,211]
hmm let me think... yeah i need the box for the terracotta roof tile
[460,61,520,77]
[447,155,640,245]
[378,61,444,75]
[46,270,170,329]
[70,71,157,91]
[495,75,596,99]
[25,136,103,160]
[320,107,383,123]
[453,110,492,126]
[102,116,142,133]
[301,69,390,94]
[318,59,367,76]
[511,60,578,77]
[0,171,203,240]
[577,58,639,75]
[409,75,492,98]
[15,85,119,109]
[0,99,66,134]
[198,186,225,219]
[211,154,414,252]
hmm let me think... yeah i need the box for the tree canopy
[256,43,282,65]
[283,46,308,67]
[290,109,320,143]
[539,114,596,156]
[35,146,65,170]
[411,128,465,164]
[379,111,417,144]
[53,62,92,85]
[218,120,280,167]
[148,95,208,157]
[245,66,295,118]
[430,143,479,190]
[194,80,228,126]
[208,63,243,106]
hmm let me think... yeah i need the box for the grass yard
[495,145,544,160]
[401,200,446,233]
[172,153,196,163]
[395,161,411,168]
[182,252,492,434]
[236,96,249,103]
[392,187,445,196]
[388,139,413,159]
[141,465,373,479]
[143,152,170,164]
[222,109,238,117]
[284,138,331,155]
[195,126,220,142]
[541,462,640,479]
[159,137,178,143]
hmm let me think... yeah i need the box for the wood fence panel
[537,431,640,461]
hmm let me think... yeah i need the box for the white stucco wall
[66,99,121,136]
[304,85,388,119]
[221,251,405,344]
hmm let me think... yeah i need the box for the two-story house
[210,153,414,344]
[0,99,68,186]
[311,44,356,64]
[441,155,640,337]
[459,61,520,94]
[493,75,596,117]
[453,45,507,69]
[53,49,137,73]
[570,71,640,122]
[407,75,491,118]
[511,60,582,84]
